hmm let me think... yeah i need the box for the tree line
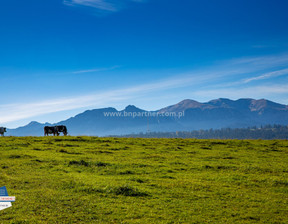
[120,125,288,140]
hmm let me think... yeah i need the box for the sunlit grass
[0,137,287,223]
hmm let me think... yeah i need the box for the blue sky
[1,0,288,128]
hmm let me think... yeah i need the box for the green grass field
[0,137,287,223]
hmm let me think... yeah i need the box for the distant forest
[119,125,288,140]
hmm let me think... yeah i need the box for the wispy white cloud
[72,65,120,74]
[64,0,118,11]
[63,0,145,12]
[226,53,288,70]
[242,68,288,84]
[214,67,288,88]
[0,92,128,125]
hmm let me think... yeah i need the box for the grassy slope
[0,137,287,223]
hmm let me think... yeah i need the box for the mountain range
[7,98,288,136]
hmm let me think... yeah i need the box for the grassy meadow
[0,137,287,223]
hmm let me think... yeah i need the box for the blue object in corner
[0,186,9,196]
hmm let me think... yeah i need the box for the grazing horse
[55,125,68,136]
[44,126,58,136]
[0,127,6,136]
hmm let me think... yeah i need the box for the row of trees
[121,125,288,140]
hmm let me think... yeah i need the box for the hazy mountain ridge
[6,98,288,136]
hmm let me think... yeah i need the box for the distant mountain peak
[123,105,144,112]
[249,99,267,112]
[176,99,204,108]
[159,99,208,113]
[26,121,42,126]
[249,99,287,112]
[208,98,234,107]
[178,99,201,105]
[210,98,231,102]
